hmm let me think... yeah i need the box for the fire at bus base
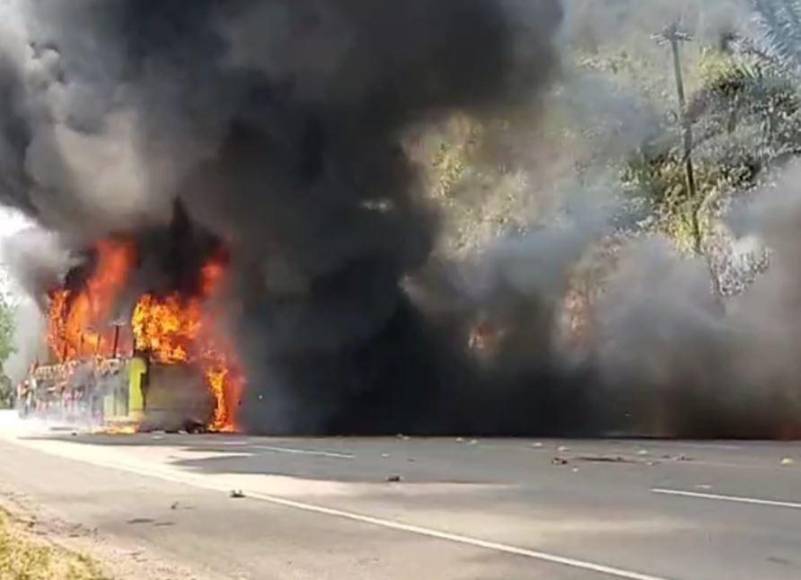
[16,213,243,434]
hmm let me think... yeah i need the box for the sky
[0,208,32,238]
[0,208,35,298]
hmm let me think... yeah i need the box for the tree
[753,0,801,73]
[0,295,15,408]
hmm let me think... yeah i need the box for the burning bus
[21,355,218,433]
[18,208,243,433]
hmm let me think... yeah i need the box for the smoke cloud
[596,168,801,438]
[2,0,801,438]
[0,0,569,434]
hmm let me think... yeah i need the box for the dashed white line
[652,488,801,510]
[670,443,742,451]
[252,445,354,459]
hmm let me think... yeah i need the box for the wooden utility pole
[654,23,723,302]
[655,24,701,252]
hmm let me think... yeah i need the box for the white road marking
[0,432,668,580]
[252,445,354,459]
[652,488,801,510]
[98,462,671,580]
[240,491,670,580]
[670,443,741,451]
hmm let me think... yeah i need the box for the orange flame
[48,239,136,361]
[48,241,243,432]
[131,253,243,431]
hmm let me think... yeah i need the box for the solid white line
[240,490,670,580]
[100,459,670,580]
[1,435,668,580]
[252,445,354,459]
[652,488,801,510]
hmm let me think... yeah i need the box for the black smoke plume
[0,0,571,434]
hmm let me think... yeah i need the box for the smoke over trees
[2,0,801,436]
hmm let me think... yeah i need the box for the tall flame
[47,241,243,432]
[131,253,242,431]
[48,239,136,361]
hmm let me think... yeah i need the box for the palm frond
[752,0,801,72]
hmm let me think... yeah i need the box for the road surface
[0,413,799,580]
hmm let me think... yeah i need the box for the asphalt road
[0,413,800,580]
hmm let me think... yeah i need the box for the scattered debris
[170,502,179,510]
[781,457,795,466]
[662,454,693,462]
[386,475,403,483]
[467,439,478,446]
[637,449,649,456]
[456,437,465,443]
[557,446,570,453]
[229,490,246,499]
[396,434,411,441]
[552,457,569,465]
[381,453,390,458]
[531,442,544,448]
[576,455,631,464]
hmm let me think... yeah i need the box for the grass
[0,511,108,580]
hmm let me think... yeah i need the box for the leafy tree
[0,295,15,408]
[624,42,801,252]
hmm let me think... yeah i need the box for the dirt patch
[0,509,108,580]
[0,489,217,580]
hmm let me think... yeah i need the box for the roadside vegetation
[0,511,107,580]
[422,0,801,328]
[0,295,15,410]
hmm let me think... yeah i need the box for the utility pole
[654,24,701,252]
[654,23,723,302]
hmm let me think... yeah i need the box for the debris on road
[386,475,403,483]
[576,455,631,464]
[229,490,246,499]
[781,457,795,466]
[662,454,693,462]
[552,457,569,465]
